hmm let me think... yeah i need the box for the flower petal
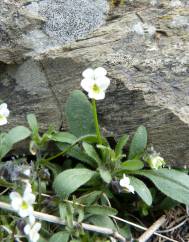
[94,67,107,78]
[0,116,8,126]
[96,77,110,91]
[81,78,94,92]
[33,222,41,232]
[88,90,105,100]
[24,224,31,235]
[29,214,36,225]
[0,103,10,117]
[19,208,30,218]
[119,174,130,187]
[24,182,32,193]
[26,194,36,204]
[11,199,22,211]
[10,192,21,201]
[31,232,40,242]
[128,185,135,194]
[82,68,94,79]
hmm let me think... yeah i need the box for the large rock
[0,0,189,166]
[0,0,108,63]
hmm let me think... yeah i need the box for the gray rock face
[37,0,108,44]
[0,1,189,166]
[0,0,108,63]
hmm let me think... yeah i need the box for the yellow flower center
[0,114,4,120]
[21,201,29,210]
[92,84,100,93]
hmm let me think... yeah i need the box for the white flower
[144,147,165,170]
[170,0,182,7]
[9,185,35,218]
[0,103,10,126]
[29,214,36,225]
[148,154,165,170]
[81,67,110,100]
[24,222,41,242]
[119,174,135,193]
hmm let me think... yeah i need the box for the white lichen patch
[28,0,109,44]
[171,15,189,28]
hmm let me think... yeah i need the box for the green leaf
[38,237,47,242]
[88,215,116,230]
[134,169,189,205]
[86,205,117,216]
[6,126,31,144]
[0,134,11,160]
[157,197,178,211]
[115,134,129,157]
[128,126,147,159]
[0,178,16,189]
[53,168,95,198]
[51,132,77,144]
[49,231,69,242]
[78,207,85,223]
[121,160,144,171]
[65,90,95,137]
[0,126,31,159]
[77,191,102,205]
[57,143,95,167]
[129,176,152,206]
[59,203,67,220]
[99,167,112,183]
[27,114,38,133]
[83,142,102,166]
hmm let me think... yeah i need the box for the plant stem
[0,201,177,242]
[42,134,95,163]
[0,201,126,242]
[92,99,102,145]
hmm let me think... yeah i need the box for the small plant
[0,67,189,241]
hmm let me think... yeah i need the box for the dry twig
[111,215,178,242]
[0,201,126,242]
[138,215,166,242]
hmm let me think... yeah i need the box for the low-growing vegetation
[0,67,189,241]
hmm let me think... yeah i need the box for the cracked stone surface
[0,0,189,166]
[0,0,108,63]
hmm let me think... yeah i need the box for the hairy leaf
[65,90,95,137]
[85,205,117,216]
[57,143,95,167]
[49,231,69,242]
[53,168,95,198]
[0,126,31,159]
[83,142,101,166]
[77,191,102,205]
[130,176,152,206]
[134,169,189,205]
[99,167,112,183]
[128,126,147,159]
[115,134,129,157]
[121,160,144,171]
[51,132,77,144]
[88,215,116,230]
[6,126,31,145]
[27,114,38,133]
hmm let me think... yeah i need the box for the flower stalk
[92,99,102,145]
